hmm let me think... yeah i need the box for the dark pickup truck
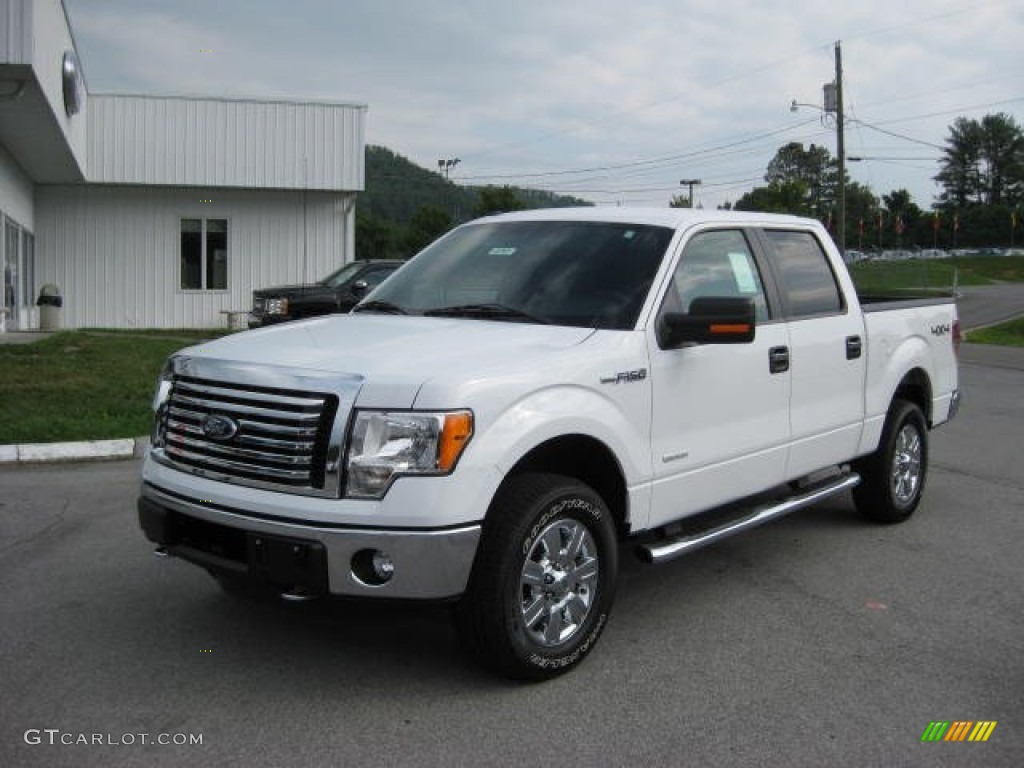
[248,259,402,328]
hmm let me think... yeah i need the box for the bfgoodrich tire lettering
[455,472,618,681]
[853,399,928,523]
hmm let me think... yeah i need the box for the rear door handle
[769,346,790,374]
[846,335,863,360]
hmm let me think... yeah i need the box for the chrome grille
[160,375,339,494]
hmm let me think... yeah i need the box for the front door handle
[769,346,790,374]
[846,335,863,360]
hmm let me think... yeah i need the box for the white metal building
[0,0,366,331]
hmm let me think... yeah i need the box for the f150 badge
[600,368,647,385]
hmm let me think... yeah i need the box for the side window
[665,229,769,321]
[361,267,396,290]
[763,230,842,317]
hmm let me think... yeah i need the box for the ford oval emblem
[201,414,239,441]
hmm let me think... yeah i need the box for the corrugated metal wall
[35,184,355,329]
[0,0,30,63]
[87,95,366,191]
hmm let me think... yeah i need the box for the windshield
[364,220,672,330]
[320,261,365,288]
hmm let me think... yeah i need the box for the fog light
[372,551,395,580]
[351,549,395,587]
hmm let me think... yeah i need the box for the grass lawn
[849,254,1024,295]
[0,329,225,444]
[967,317,1024,347]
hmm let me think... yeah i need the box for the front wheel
[853,399,928,523]
[455,473,618,681]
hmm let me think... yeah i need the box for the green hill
[356,145,590,259]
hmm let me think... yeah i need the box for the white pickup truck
[138,207,960,680]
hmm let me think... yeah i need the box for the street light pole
[437,157,460,179]
[679,179,702,208]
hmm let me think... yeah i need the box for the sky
[62,0,1023,213]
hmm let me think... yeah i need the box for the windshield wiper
[423,303,550,324]
[352,300,408,315]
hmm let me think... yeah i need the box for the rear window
[763,230,843,317]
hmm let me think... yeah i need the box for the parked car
[141,208,960,681]
[248,259,403,328]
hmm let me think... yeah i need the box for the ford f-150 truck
[138,207,960,681]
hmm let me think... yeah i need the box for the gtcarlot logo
[921,721,997,743]
[24,729,203,747]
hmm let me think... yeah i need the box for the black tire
[853,399,928,523]
[454,472,618,682]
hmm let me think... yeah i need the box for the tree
[474,186,527,217]
[880,189,922,248]
[733,180,812,215]
[843,182,880,249]
[936,113,1024,208]
[764,142,837,218]
[978,113,1024,206]
[669,194,693,208]
[356,211,396,260]
[404,205,452,255]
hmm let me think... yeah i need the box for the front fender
[462,383,651,526]
[487,384,648,478]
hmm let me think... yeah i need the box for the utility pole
[791,42,845,252]
[835,41,846,255]
[679,179,702,208]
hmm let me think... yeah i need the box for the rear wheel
[853,399,928,523]
[455,473,618,681]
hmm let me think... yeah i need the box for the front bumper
[138,483,481,600]
[246,312,291,329]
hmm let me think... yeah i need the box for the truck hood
[178,314,596,407]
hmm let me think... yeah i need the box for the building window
[4,218,19,310]
[181,218,228,291]
[21,230,34,308]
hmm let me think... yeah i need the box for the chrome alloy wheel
[891,423,923,506]
[519,518,599,647]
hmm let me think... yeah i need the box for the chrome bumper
[138,483,481,600]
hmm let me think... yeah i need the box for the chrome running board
[637,472,860,565]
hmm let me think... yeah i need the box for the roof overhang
[0,63,86,183]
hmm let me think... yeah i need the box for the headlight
[151,356,177,448]
[266,297,289,315]
[345,410,473,498]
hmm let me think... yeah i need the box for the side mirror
[351,280,369,295]
[658,296,756,348]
